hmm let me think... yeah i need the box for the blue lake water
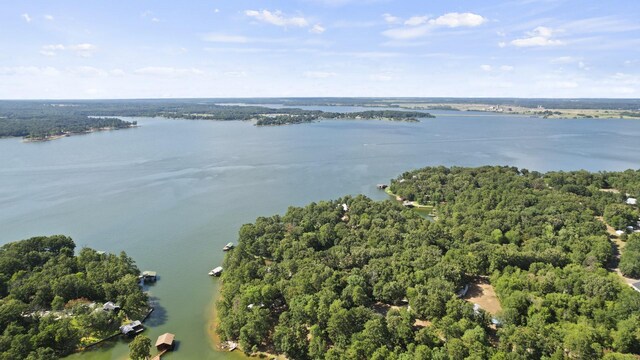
[1,110,640,359]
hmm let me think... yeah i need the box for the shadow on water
[145,296,168,327]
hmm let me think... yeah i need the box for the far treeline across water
[0,236,149,360]
[0,100,432,140]
[218,166,640,360]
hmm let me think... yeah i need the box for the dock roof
[155,333,175,347]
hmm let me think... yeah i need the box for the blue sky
[1,0,639,99]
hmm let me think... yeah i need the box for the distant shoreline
[20,125,138,143]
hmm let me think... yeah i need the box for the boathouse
[155,333,176,352]
[210,266,223,276]
[141,271,157,282]
[120,320,144,336]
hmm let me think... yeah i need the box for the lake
[1,109,640,359]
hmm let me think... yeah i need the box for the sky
[1,0,639,99]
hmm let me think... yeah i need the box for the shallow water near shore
[1,109,640,359]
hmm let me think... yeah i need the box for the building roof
[103,301,120,311]
[631,281,640,292]
[155,333,175,347]
[120,320,143,334]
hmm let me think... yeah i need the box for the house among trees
[119,320,144,336]
[627,197,638,205]
[102,301,121,313]
[155,333,176,352]
[631,281,640,293]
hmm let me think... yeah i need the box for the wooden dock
[151,349,168,360]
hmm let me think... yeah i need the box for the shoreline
[20,125,138,143]
[208,286,287,359]
[391,103,640,119]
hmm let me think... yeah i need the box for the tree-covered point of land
[254,110,432,126]
[217,166,640,359]
[0,116,135,140]
[0,235,148,359]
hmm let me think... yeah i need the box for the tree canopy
[0,235,148,359]
[217,165,640,359]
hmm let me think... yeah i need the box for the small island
[216,166,640,359]
[0,235,150,359]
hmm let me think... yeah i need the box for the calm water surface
[1,110,640,359]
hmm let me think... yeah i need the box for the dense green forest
[217,166,640,359]
[0,236,148,359]
[0,116,135,140]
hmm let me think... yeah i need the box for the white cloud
[498,41,507,48]
[430,12,486,28]
[110,69,126,76]
[68,43,97,57]
[41,43,97,57]
[0,66,60,76]
[202,33,249,43]
[151,17,160,22]
[303,71,336,78]
[40,44,65,57]
[404,16,429,26]
[21,13,32,23]
[245,10,309,27]
[382,26,430,40]
[510,26,563,47]
[134,67,204,76]
[214,8,220,13]
[44,15,54,21]
[382,13,401,24]
[382,12,487,40]
[481,64,513,72]
[310,24,326,34]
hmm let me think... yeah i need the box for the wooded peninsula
[217,166,640,360]
[0,236,149,359]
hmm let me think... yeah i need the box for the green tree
[129,335,152,360]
